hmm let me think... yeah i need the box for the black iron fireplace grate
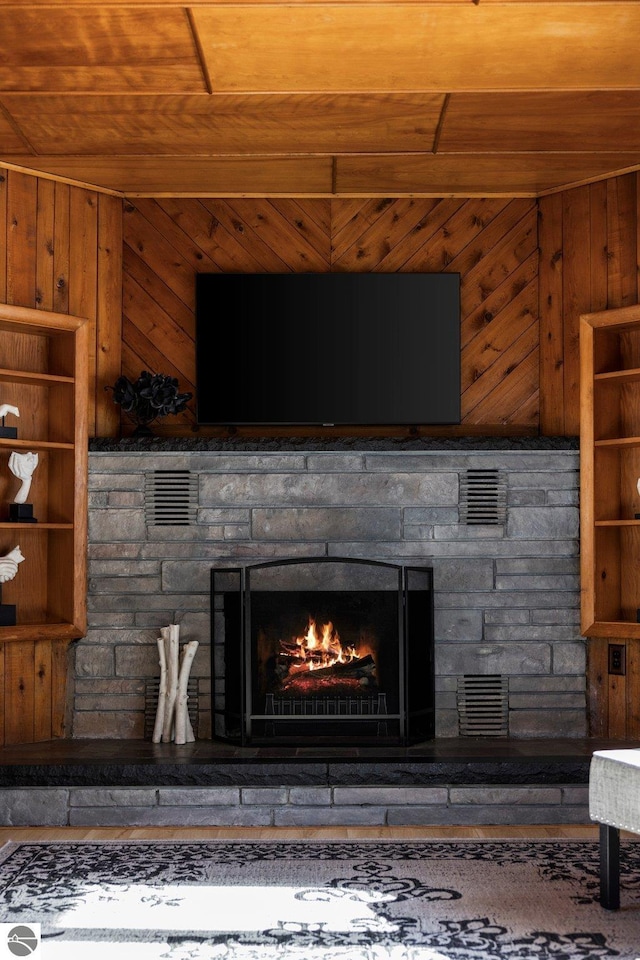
[264,692,388,717]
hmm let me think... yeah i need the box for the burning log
[281,653,377,693]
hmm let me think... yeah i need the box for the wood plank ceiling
[0,1,640,198]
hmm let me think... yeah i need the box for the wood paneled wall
[122,179,640,438]
[0,168,122,438]
[539,173,640,436]
[1,165,640,744]
[0,167,122,744]
[123,196,540,436]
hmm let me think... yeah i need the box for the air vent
[457,674,509,737]
[459,468,506,525]
[145,470,198,526]
[144,677,199,740]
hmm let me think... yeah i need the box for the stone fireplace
[79,438,583,743]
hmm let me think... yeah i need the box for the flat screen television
[195,272,461,427]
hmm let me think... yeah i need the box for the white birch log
[152,634,168,743]
[161,624,180,742]
[174,640,199,744]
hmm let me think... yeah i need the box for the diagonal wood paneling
[123,197,538,435]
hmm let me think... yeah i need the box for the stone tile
[495,575,580,592]
[433,525,504,540]
[449,786,562,804]
[0,789,69,826]
[509,693,585,709]
[200,472,458,507]
[437,590,579,609]
[89,560,160,577]
[75,694,145,711]
[434,608,483,642]
[484,610,531,624]
[509,676,585,692]
[70,788,158,806]
[68,806,273,827]
[288,787,332,805]
[114,645,160,677]
[506,507,579,540]
[508,490,546,506]
[197,455,307,473]
[72,711,145,739]
[387,805,589,826]
[508,471,579,489]
[241,788,288,805]
[251,507,401,541]
[436,643,551,675]
[74,646,114,677]
[108,491,145,507]
[331,540,578,559]
[509,710,586,737]
[74,678,146,694]
[562,786,590,804]
[158,788,239,805]
[306,455,366,472]
[89,472,145,490]
[553,642,587,674]
[333,787,448,805]
[485,624,580,642]
[89,543,143,559]
[532,609,581,625]
[495,558,579,574]
[273,807,386,826]
[89,509,147,542]
[433,560,494,592]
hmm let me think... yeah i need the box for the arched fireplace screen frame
[210,557,434,747]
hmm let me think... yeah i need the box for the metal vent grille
[459,469,506,525]
[457,674,509,737]
[144,678,199,740]
[145,470,198,525]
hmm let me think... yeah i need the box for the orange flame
[286,617,359,673]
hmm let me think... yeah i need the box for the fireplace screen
[211,558,434,746]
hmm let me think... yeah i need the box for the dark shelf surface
[90,436,579,453]
[0,737,634,788]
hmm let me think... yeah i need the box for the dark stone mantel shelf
[89,436,579,454]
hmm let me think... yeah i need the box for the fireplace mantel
[90,435,579,453]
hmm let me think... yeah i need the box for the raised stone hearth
[0,737,600,827]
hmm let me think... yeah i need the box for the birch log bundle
[152,623,199,744]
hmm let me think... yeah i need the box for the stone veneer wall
[77,440,582,741]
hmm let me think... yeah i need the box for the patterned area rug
[0,839,639,959]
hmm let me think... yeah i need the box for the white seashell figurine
[0,404,19,421]
[0,545,25,584]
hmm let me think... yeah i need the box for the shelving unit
[580,304,640,738]
[0,303,88,643]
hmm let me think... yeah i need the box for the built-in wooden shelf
[595,519,640,526]
[594,367,640,384]
[0,303,88,644]
[580,303,640,737]
[0,368,74,386]
[594,437,640,449]
[0,439,75,452]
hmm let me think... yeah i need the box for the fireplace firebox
[211,558,434,745]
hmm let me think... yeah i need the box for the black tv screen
[195,272,461,426]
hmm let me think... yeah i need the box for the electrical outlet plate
[608,643,626,676]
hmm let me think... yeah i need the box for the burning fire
[283,617,360,674]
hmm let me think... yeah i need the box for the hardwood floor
[0,825,604,843]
